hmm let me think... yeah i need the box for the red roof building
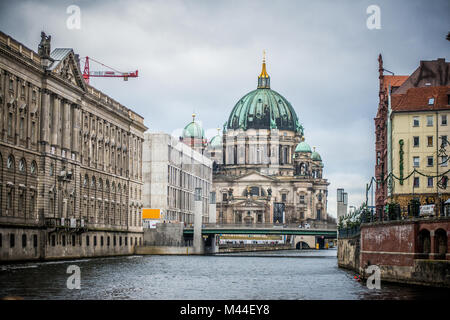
[374,56,450,216]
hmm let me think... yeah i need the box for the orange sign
[142,208,161,219]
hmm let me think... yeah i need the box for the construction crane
[82,56,138,84]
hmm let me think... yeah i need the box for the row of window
[0,233,142,249]
[165,211,194,224]
[412,114,447,127]
[82,174,141,200]
[412,176,441,188]
[226,145,292,165]
[221,192,318,205]
[1,154,37,174]
[412,155,448,167]
[2,73,39,101]
[412,135,448,148]
[168,165,210,193]
[0,234,38,248]
[0,186,37,216]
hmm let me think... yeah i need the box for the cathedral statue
[38,31,51,58]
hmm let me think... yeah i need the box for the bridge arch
[295,241,310,249]
[434,228,447,259]
[417,228,431,259]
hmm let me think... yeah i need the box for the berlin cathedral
[181,55,329,225]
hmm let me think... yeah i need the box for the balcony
[44,217,87,233]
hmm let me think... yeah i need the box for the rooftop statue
[38,31,51,58]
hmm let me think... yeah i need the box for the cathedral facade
[210,56,329,225]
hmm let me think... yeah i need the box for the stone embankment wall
[337,236,360,272]
[143,223,187,246]
[360,219,450,287]
[338,218,450,288]
[135,246,196,255]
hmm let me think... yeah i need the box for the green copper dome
[311,151,322,161]
[295,141,312,153]
[226,58,303,133]
[183,115,205,139]
[209,134,222,149]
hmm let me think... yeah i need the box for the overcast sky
[1,0,448,217]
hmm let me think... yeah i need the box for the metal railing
[338,226,360,238]
[359,206,450,224]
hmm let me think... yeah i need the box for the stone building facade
[213,57,329,225]
[0,31,146,262]
[143,132,212,224]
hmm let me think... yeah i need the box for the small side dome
[209,135,222,149]
[311,151,322,161]
[295,141,312,153]
[182,114,205,139]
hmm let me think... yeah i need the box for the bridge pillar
[194,188,204,254]
[205,234,219,254]
[209,192,216,224]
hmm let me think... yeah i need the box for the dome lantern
[257,50,270,89]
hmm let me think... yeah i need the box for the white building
[143,132,213,224]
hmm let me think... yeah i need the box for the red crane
[82,56,138,84]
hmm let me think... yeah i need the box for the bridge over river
[181,223,337,252]
[183,223,337,238]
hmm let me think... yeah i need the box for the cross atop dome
[257,50,270,89]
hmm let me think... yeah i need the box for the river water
[0,249,449,300]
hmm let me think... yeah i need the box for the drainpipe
[387,85,393,199]
[436,111,439,216]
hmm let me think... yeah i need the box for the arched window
[30,161,37,175]
[106,180,110,192]
[49,163,54,176]
[83,174,88,187]
[7,155,14,170]
[91,176,96,189]
[98,178,103,191]
[19,158,26,173]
